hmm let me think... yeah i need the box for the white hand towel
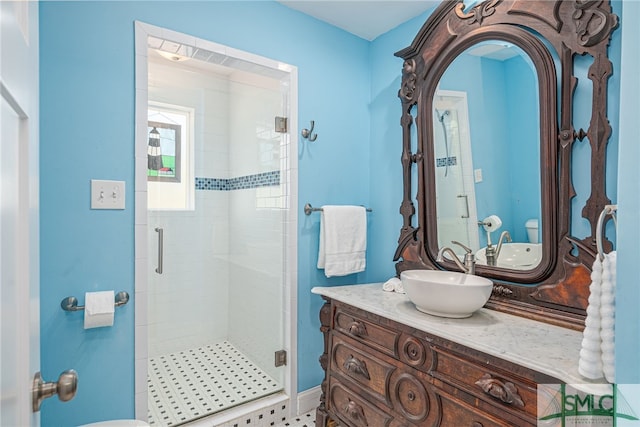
[317,205,367,278]
[382,278,397,292]
[600,251,616,383]
[579,256,604,379]
[383,277,402,292]
[578,250,617,383]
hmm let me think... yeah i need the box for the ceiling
[277,1,440,41]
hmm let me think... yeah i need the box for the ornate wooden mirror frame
[394,0,619,330]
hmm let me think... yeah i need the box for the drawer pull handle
[472,423,484,427]
[344,399,368,426]
[348,321,367,337]
[475,373,524,407]
[344,355,370,380]
[407,391,416,401]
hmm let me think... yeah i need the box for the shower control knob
[32,369,78,412]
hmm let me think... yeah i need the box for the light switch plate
[91,180,125,209]
[474,168,483,183]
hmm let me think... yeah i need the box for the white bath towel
[578,251,616,383]
[317,205,367,277]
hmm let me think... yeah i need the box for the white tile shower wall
[226,78,285,382]
[148,54,233,358]
[150,58,231,180]
[229,78,282,177]
[147,190,231,358]
[226,197,283,384]
[197,90,230,179]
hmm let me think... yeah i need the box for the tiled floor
[147,341,282,426]
[279,411,315,427]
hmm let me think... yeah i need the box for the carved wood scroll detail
[344,400,368,426]
[455,0,500,25]
[475,373,525,407]
[344,355,371,380]
[492,285,514,298]
[347,321,368,338]
[399,59,417,103]
[572,0,619,47]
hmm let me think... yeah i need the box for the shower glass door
[145,37,288,426]
[433,91,479,255]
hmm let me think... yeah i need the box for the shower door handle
[155,227,163,274]
[458,194,470,218]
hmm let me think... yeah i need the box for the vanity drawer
[328,379,394,427]
[332,333,441,425]
[334,304,400,358]
[331,334,396,407]
[432,346,538,420]
[436,387,516,427]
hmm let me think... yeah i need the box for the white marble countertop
[312,283,610,395]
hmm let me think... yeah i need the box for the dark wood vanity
[315,0,618,425]
[314,288,563,426]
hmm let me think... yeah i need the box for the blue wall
[39,1,633,426]
[504,55,540,243]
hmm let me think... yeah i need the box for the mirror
[394,0,618,330]
[433,41,541,270]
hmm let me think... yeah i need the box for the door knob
[32,369,78,412]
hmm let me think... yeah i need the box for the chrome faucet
[437,241,476,274]
[484,231,512,266]
[495,230,512,259]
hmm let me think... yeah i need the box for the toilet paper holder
[60,291,129,312]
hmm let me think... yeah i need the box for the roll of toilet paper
[84,291,115,329]
[482,215,502,232]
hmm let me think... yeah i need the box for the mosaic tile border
[196,171,280,191]
[436,156,457,167]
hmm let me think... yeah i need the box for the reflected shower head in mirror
[437,109,450,122]
[435,109,451,177]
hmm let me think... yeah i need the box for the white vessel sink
[475,243,542,270]
[400,269,493,318]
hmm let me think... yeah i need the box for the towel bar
[60,291,130,312]
[304,203,372,216]
[596,204,617,260]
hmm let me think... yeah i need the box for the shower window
[148,121,181,182]
[148,103,195,210]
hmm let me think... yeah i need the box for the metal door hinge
[275,116,287,133]
[275,350,287,367]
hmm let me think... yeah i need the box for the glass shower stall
[143,33,292,426]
